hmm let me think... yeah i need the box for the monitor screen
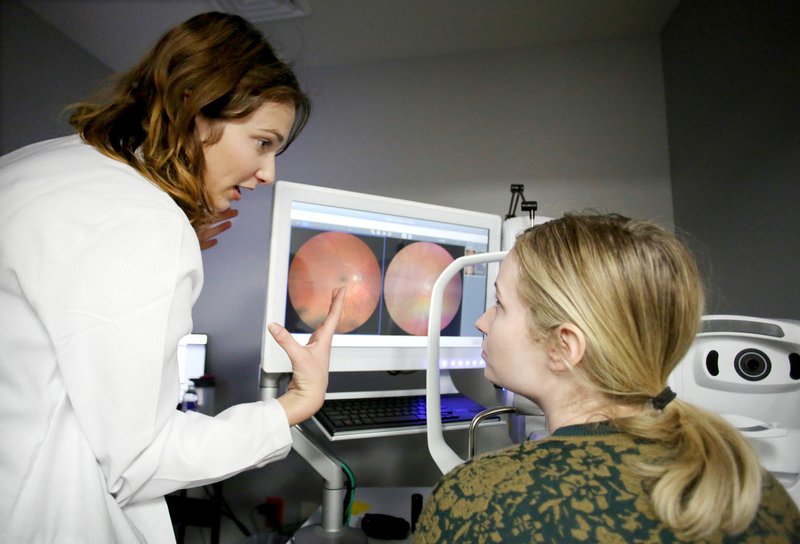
[261,181,502,374]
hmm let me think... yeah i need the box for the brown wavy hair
[513,213,762,540]
[69,12,310,229]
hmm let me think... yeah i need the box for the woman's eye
[258,139,272,150]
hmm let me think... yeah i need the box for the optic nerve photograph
[287,231,382,333]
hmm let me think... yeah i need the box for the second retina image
[284,227,484,337]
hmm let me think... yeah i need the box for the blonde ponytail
[620,401,763,539]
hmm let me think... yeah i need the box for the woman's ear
[547,323,586,371]
[194,114,212,143]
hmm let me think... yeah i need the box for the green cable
[341,461,356,526]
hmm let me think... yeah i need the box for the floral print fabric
[414,422,800,543]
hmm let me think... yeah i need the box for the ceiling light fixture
[208,0,311,23]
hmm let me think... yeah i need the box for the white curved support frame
[426,251,508,474]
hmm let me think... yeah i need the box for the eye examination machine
[426,185,552,474]
[669,315,800,507]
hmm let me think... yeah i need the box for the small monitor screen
[177,333,207,401]
[262,182,502,374]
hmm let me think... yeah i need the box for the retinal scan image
[285,228,466,336]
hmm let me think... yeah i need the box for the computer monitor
[260,181,502,374]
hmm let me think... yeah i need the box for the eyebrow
[257,128,286,145]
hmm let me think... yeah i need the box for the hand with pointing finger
[270,287,345,426]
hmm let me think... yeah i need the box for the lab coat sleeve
[29,207,292,506]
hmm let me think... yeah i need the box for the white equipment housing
[669,315,800,507]
[426,214,553,474]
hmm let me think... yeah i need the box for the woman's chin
[212,201,231,213]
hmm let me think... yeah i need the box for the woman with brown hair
[415,213,800,542]
[0,12,342,542]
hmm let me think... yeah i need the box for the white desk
[294,487,432,543]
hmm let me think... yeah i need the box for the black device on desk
[314,392,499,439]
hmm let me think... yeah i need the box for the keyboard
[314,393,498,437]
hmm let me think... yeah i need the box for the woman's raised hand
[270,287,345,426]
[197,208,238,250]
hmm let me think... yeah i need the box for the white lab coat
[0,136,292,543]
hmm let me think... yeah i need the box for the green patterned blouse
[414,422,800,543]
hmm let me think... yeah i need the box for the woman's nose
[256,155,276,185]
[475,307,494,334]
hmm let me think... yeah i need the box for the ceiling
[20,0,681,72]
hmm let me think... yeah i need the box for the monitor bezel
[260,181,502,374]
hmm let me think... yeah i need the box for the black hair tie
[652,386,677,410]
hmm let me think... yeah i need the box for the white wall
[289,37,672,220]
[0,1,110,154]
[663,0,800,319]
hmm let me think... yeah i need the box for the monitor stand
[293,523,365,543]
[290,425,366,544]
[261,373,367,543]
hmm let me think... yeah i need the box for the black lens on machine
[734,348,771,381]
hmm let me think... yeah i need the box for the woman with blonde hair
[415,213,799,542]
[0,12,342,542]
